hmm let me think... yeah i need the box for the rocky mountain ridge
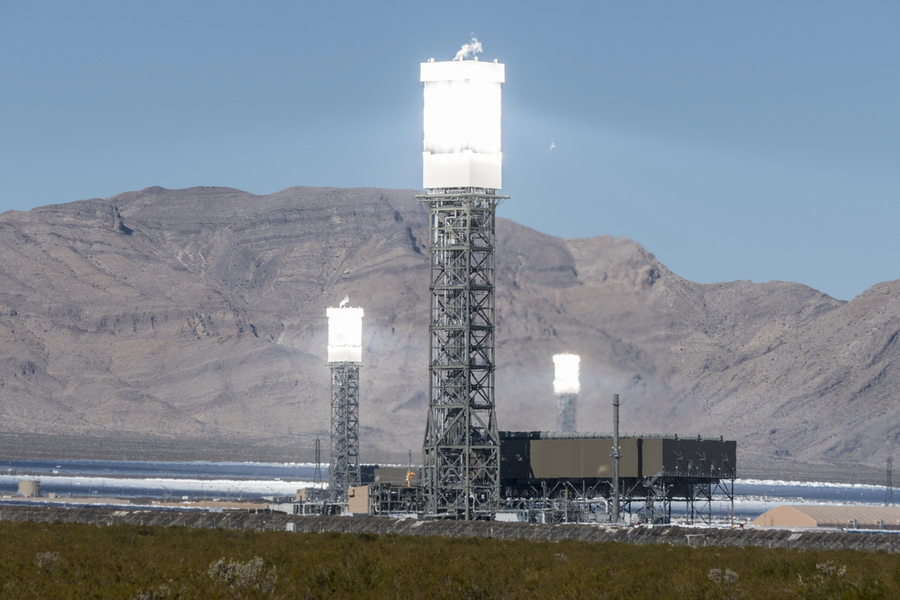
[1,186,897,474]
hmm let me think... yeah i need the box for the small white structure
[421,58,504,189]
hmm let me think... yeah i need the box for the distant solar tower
[419,54,506,519]
[553,354,580,432]
[327,297,363,502]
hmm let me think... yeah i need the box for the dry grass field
[2,520,900,598]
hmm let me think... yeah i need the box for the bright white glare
[0,474,311,497]
[424,79,501,155]
[327,306,363,363]
[423,152,502,189]
[553,353,580,394]
[421,60,504,189]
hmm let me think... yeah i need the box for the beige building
[348,485,371,514]
[753,505,900,529]
[18,480,40,498]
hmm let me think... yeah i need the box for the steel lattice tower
[420,188,505,519]
[328,362,360,500]
[313,437,322,485]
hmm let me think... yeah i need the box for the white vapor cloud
[549,140,556,151]
[453,37,483,61]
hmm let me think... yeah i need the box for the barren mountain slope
[0,185,897,470]
[692,280,900,465]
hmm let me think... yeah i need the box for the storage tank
[18,480,40,497]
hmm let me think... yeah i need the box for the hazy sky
[2,1,897,301]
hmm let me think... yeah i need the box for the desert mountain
[1,186,898,475]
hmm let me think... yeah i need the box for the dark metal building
[499,431,736,524]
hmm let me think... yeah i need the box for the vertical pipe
[612,393,620,523]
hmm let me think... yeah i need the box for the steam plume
[453,37,483,61]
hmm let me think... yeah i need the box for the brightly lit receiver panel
[553,354,581,395]
[327,307,364,364]
[421,59,504,189]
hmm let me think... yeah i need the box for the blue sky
[1,1,897,301]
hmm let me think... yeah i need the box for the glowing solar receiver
[421,59,504,189]
[554,354,580,432]
[327,306,364,364]
[553,354,581,395]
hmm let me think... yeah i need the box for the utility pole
[886,456,894,507]
[611,393,621,523]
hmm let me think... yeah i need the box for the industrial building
[324,434,736,524]
[499,432,736,524]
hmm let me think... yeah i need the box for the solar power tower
[419,56,506,519]
[553,354,581,432]
[326,298,363,502]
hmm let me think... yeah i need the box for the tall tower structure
[553,354,580,432]
[326,298,363,502]
[419,55,506,519]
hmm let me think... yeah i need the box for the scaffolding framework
[420,188,506,519]
[329,363,360,501]
[500,475,735,525]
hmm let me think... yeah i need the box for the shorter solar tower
[553,354,580,432]
[327,297,363,501]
